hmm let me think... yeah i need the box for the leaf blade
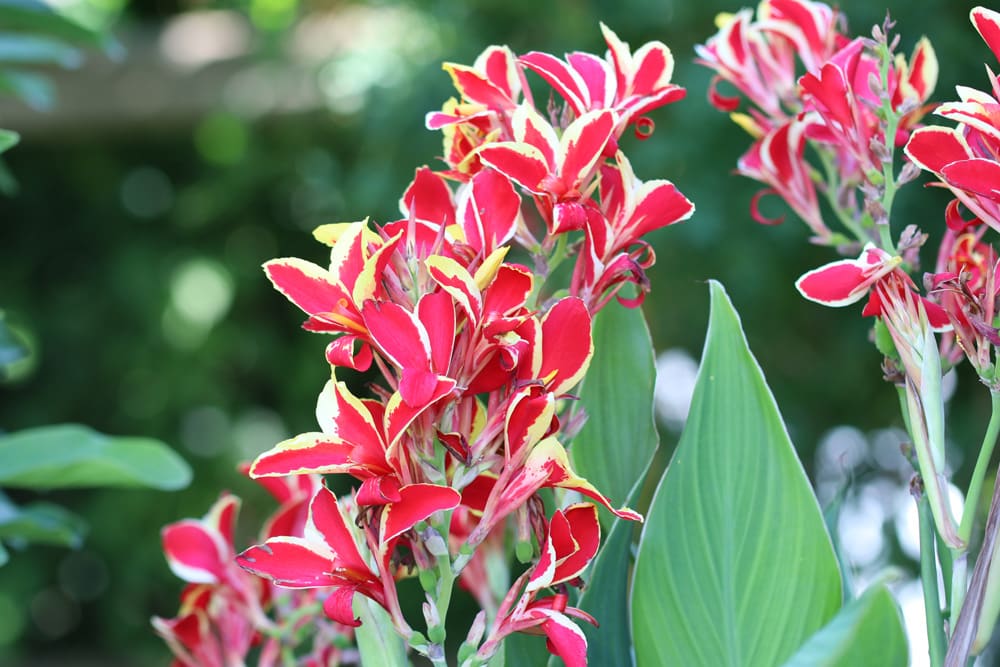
[631,281,841,666]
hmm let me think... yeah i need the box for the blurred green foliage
[0,0,989,663]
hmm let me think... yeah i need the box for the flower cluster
[156,24,692,667]
[154,472,358,667]
[697,0,936,243]
[701,5,1000,660]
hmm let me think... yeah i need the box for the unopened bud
[419,568,437,593]
[898,161,921,185]
[425,532,449,558]
[516,539,535,564]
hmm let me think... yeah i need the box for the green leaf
[570,301,658,528]
[0,424,192,490]
[781,585,908,667]
[631,281,842,667]
[353,596,408,666]
[0,33,82,67]
[502,631,550,666]
[0,129,18,154]
[0,494,87,548]
[0,0,103,47]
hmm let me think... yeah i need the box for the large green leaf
[570,301,658,528]
[631,281,842,666]
[782,585,907,667]
[0,424,191,490]
[353,596,409,666]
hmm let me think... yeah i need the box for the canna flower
[477,104,616,234]
[695,0,844,126]
[475,504,602,667]
[797,243,961,548]
[930,221,1000,376]
[519,23,685,135]
[905,7,1000,233]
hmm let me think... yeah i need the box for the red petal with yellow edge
[163,521,228,584]
[443,63,515,111]
[427,255,482,323]
[363,300,430,371]
[904,126,970,174]
[379,483,461,543]
[384,379,457,451]
[236,537,336,588]
[504,387,555,461]
[357,475,403,506]
[629,41,674,95]
[417,291,456,374]
[795,259,870,307]
[203,493,240,547]
[537,297,593,395]
[972,7,1000,65]
[478,142,550,193]
[549,504,600,585]
[625,179,695,239]
[568,51,614,108]
[316,381,384,450]
[325,335,373,372]
[459,168,521,255]
[482,264,533,317]
[539,611,589,667]
[307,486,373,576]
[558,110,615,188]
[942,159,1000,199]
[529,438,643,522]
[264,258,351,319]
[322,587,363,627]
[519,51,588,115]
[249,432,354,478]
[800,62,852,129]
[402,167,455,228]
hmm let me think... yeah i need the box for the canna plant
[699,2,1000,665]
[157,3,1000,666]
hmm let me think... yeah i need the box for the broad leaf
[570,301,658,528]
[0,494,86,548]
[631,281,841,666]
[353,597,408,665]
[782,585,908,667]
[502,631,550,666]
[0,424,191,490]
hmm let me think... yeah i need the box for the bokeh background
[0,0,989,664]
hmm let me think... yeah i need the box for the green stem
[919,493,948,667]
[959,391,1000,545]
[876,41,899,256]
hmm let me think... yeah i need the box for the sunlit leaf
[570,301,658,528]
[353,596,408,665]
[0,129,17,154]
[0,0,104,47]
[782,585,908,667]
[0,424,192,490]
[631,281,842,666]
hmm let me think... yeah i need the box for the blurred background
[0,0,988,664]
